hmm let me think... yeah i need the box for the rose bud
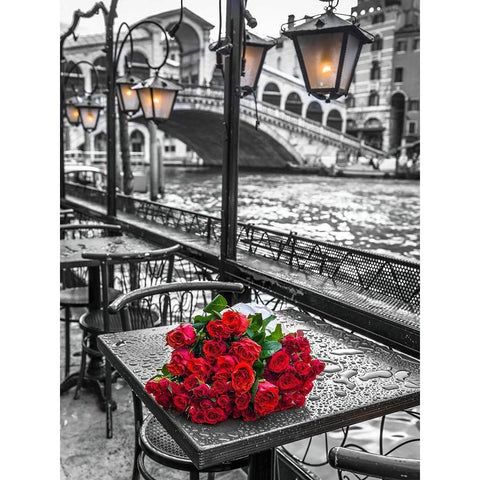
[221,310,249,336]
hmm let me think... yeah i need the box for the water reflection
[156,167,420,260]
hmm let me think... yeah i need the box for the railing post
[220,0,244,280]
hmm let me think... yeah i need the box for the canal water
[159,167,420,260]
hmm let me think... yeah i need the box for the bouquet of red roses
[145,295,325,424]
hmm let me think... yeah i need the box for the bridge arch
[261,82,281,107]
[326,109,343,131]
[284,92,303,116]
[306,101,323,124]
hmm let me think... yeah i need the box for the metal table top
[60,235,159,268]
[98,309,419,470]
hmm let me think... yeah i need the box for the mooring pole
[105,0,118,218]
[220,0,244,280]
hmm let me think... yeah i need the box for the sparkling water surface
[157,167,420,260]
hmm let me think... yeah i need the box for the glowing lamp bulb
[154,97,160,103]
[126,89,132,96]
[322,64,332,74]
[87,114,93,121]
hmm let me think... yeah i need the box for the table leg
[248,448,275,480]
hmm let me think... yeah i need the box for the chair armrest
[328,447,420,480]
[82,244,181,261]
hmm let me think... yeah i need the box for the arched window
[130,130,145,153]
[92,56,107,92]
[372,12,385,24]
[306,102,323,124]
[63,61,84,98]
[364,118,382,129]
[346,95,355,108]
[326,110,343,131]
[125,51,149,79]
[370,61,381,80]
[262,83,281,107]
[371,35,383,51]
[94,132,107,152]
[285,92,303,116]
[363,118,384,149]
[368,91,380,106]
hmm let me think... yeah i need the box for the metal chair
[60,223,122,379]
[107,281,249,480]
[76,244,181,438]
[328,446,420,480]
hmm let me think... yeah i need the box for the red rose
[216,355,238,373]
[229,338,262,364]
[267,349,290,373]
[205,407,228,425]
[171,347,193,365]
[206,320,231,339]
[235,392,251,410]
[300,380,314,395]
[254,381,279,417]
[173,393,190,412]
[275,393,295,411]
[199,399,213,409]
[167,361,186,377]
[311,359,326,376]
[203,340,227,362]
[277,372,302,392]
[145,380,160,395]
[192,384,211,398]
[231,361,256,393]
[187,357,211,380]
[217,394,233,412]
[222,310,249,336]
[294,361,312,378]
[189,407,205,424]
[170,381,187,396]
[241,406,258,422]
[166,324,197,349]
[292,392,306,407]
[154,392,172,408]
[183,374,200,391]
[212,379,231,395]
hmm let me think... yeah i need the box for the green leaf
[192,323,205,331]
[203,295,228,315]
[161,364,171,377]
[252,332,266,344]
[265,324,284,342]
[193,313,213,323]
[260,341,282,359]
[249,313,263,332]
[261,315,276,332]
[251,378,260,399]
[246,327,254,338]
[253,359,266,378]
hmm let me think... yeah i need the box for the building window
[408,122,416,134]
[368,91,379,106]
[396,40,407,52]
[370,61,381,80]
[130,130,144,153]
[170,145,176,153]
[285,92,303,116]
[371,35,383,51]
[394,67,403,83]
[408,100,420,111]
[413,38,420,50]
[372,13,385,24]
[346,95,355,108]
[262,82,281,107]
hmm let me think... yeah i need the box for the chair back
[107,281,245,331]
[82,245,182,332]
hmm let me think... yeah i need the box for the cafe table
[60,233,159,398]
[97,309,420,479]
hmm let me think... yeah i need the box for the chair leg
[105,359,113,439]
[189,471,200,480]
[132,393,143,480]
[74,335,87,400]
[207,473,215,480]
[64,307,71,379]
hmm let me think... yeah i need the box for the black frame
[242,34,275,94]
[135,82,180,122]
[115,74,141,116]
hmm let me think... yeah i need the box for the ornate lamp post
[282,0,373,101]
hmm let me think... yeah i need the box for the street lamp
[282,0,373,101]
[65,97,81,126]
[76,96,103,132]
[132,75,182,122]
[114,20,182,121]
[116,73,141,115]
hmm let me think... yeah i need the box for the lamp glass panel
[79,106,100,131]
[152,88,176,120]
[66,104,81,125]
[241,45,264,88]
[297,32,343,90]
[339,33,361,92]
[137,88,154,119]
[117,83,140,113]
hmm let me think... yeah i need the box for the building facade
[346,0,420,154]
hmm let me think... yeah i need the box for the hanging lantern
[77,96,103,132]
[132,75,182,122]
[116,73,141,115]
[65,98,81,126]
[241,32,275,94]
[282,5,373,101]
